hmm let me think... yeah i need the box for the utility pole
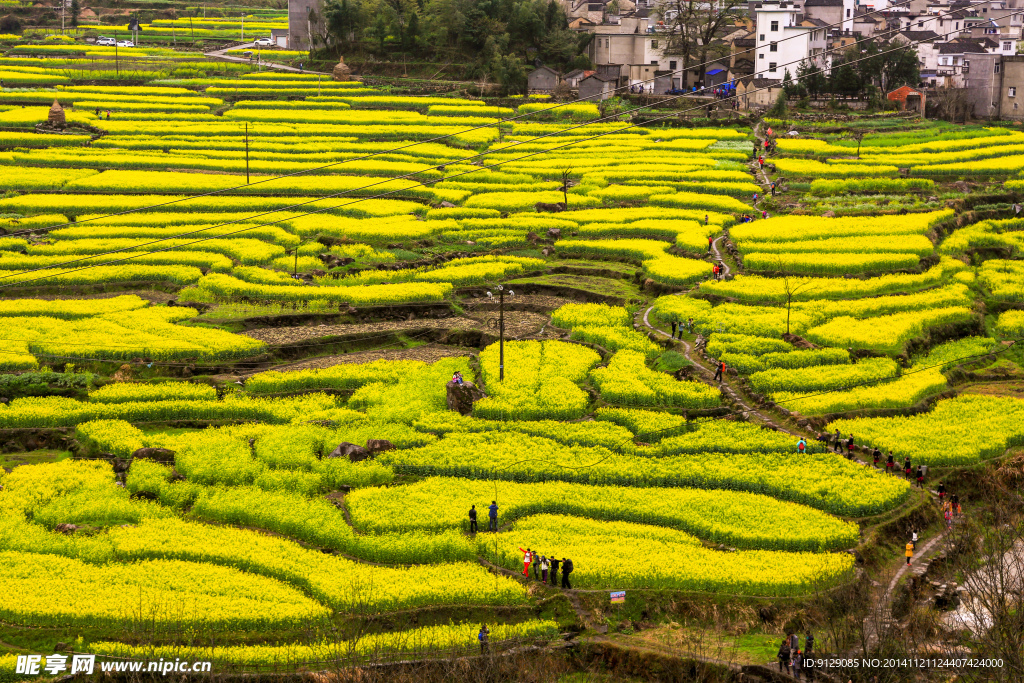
[244,122,250,184]
[499,287,505,381]
[241,13,245,42]
[114,30,119,76]
[487,285,514,381]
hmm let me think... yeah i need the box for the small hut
[48,99,65,128]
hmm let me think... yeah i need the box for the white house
[753,1,828,80]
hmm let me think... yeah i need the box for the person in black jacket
[561,558,573,589]
[549,557,560,586]
[468,505,477,533]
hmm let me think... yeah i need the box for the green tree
[403,10,420,52]
[366,10,391,53]
[491,51,528,94]
[323,0,366,51]
[70,0,79,28]
[767,88,787,117]
[796,59,826,99]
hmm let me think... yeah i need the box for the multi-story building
[753,1,829,80]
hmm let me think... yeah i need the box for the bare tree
[933,463,1024,683]
[774,257,816,336]
[851,130,865,159]
[654,0,745,89]
[933,85,973,123]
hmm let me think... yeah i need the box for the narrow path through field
[860,489,948,651]
[205,42,327,73]
[711,236,731,276]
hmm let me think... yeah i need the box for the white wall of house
[754,4,813,80]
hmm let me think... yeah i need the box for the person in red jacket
[714,361,725,382]
[518,547,533,577]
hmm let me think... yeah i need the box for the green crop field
[0,37,1022,683]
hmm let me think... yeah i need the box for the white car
[95,36,115,46]
[116,40,134,47]
[253,37,274,47]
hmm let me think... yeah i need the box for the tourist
[846,435,855,459]
[549,556,560,586]
[872,447,881,468]
[804,631,814,653]
[468,504,478,533]
[452,370,464,385]
[712,263,719,280]
[671,320,678,337]
[488,500,498,531]
[937,483,946,500]
[478,624,490,654]
[792,650,803,680]
[778,639,791,673]
[886,451,895,473]
[708,235,714,253]
[533,553,541,580]
[518,547,532,576]
[714,360,725,382]
[704,214,709,225]
[561,557,573,588]
[540,555,549,582]
[911,529,918,550]
[904,457,912,479]
[771,181,776,196]
[905,540,914,565]
[686,317,694,334]
[833,430,842,453]
[797,437,806,454]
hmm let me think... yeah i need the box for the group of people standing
[669,318,694,340]
[466,506,575,588]
[519,547,574,589]
[468,502,499,533]
[778,631,814,680]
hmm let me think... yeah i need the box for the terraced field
[0,49,1022,679]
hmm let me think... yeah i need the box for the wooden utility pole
[245,123,250,184]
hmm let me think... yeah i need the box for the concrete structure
[998,55,1024,118]
[288,0,318,51]
[579,73,619,99]
[737,76,783,107]
[585,15,658,67]
[964,51,1003,117]
[887,85,927,114]
[627,62,662,89]
[528,66,561,91]
[563,68,589,87]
